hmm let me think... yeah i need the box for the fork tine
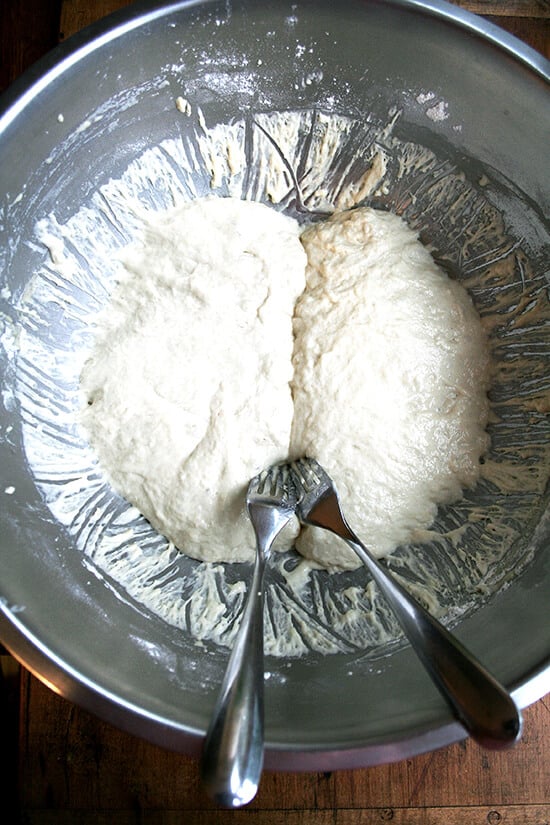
[258,468,271,496]
[250,466,279,498]
[274,462,291,500]
[288,456,352,538]
[270,467,281,499]
[291,457,330,496]
[291,458,314,492]
[247,469,265,494]
[246,462,297,509]
[269,465,282,498]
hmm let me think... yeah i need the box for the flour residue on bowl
[8,108,550,658]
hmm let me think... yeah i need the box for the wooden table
[1,2,549,822]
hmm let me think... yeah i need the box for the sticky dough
[80,197,490,570]
[292,208,490,568]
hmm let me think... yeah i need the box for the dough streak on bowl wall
[9,107,549,659]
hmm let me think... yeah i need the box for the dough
[291,208,490,568]
[80,197,306,562]
[81,198,490,569]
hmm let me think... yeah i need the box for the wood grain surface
[1,1,549,823]
[14,671,550,824]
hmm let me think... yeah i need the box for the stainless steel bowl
[0,0,548,769]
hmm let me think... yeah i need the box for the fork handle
[200,551,266,808]
[344,532,522,749]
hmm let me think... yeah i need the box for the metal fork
[200,464,297,808]
[290,457,522,750]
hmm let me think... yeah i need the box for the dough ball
[81,198,306,562]
[291,207,490,569]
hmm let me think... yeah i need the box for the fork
[200,463,297,808]
[290,457,522,750]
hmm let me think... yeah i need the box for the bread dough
[80,198,489,569]
[80,198,306,562]
[291,208,490,568]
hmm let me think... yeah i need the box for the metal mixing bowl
[0,0,549,769]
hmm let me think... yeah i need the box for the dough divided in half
[81,198,490,570]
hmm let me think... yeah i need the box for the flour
[80,199,489,570]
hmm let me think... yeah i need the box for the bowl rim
[0,0,548,132]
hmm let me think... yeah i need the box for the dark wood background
[1,1,549,822]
